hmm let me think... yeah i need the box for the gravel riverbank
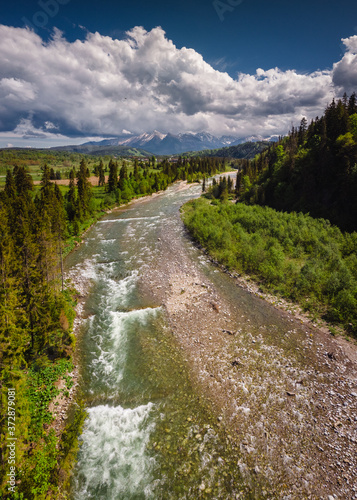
[142,209,357,499]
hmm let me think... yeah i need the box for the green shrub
[182,198,357,337]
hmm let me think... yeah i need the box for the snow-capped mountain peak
[82,130,271,155]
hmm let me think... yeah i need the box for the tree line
[235,93,357,231]
[0,164,76,497]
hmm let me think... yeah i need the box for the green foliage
[349,113,357,136]
[0,149,99,186]
[236,93,357,231]
[182,198,357,336]
[26,359,73,438]
[0,163,77,496]
[183,141,269,159]
[107,158,118,193]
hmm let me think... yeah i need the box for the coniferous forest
[0,155,225,498]
[235,93,357,232]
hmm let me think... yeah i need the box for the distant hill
[50,144,151,157]
[182,141,271,159]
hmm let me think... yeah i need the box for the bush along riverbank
[181,197,357,339]
[0,156,227,498]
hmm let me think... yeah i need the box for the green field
[0,149,151,186]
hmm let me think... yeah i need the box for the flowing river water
[65,180,357,499]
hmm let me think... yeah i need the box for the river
[65,180,357,499]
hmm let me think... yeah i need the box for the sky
[1,0,357,147]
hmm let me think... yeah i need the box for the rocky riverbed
[142,214,357,499]
[59,180,357,499]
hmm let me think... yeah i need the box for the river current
[64,180,357,499]
[66,182,236,499]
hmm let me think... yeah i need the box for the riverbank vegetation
[182,197,357,338]
[181,94,357,339]
[0,153,226,498]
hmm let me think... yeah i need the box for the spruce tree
[4,169,16,199]
[13,165,33,199]
[98,159,105,187]
[107,159,118,192]
[119,162,128,190]
[66,167,77,222]
[76,159,92,217]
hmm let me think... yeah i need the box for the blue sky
[1,0,357,147]
[4,0,357,75]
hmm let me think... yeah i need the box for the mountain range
[50,131,277,156]
[80,131,274,155]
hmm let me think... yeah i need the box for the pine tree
[0,200,29,369]
[119,162,128,190]
[76,159,92,217]
[4,170,16,199]
[13,165,33,199]
[66,167,77,221]
[298,117,308,144]
[107,159,118,193]
[348,92,357,116]
[98,159,105,187]
[41,164,51,188]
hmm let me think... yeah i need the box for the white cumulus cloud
[332,35,357,95]
[0,24,354,146]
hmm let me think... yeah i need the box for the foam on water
[75,258,98,281]
[98,216,160,223]
[107,272,138,305]
[73,403,156,499]
[73,255,161,496]
[93,270,139,311]
[88,307,160,387]
[65,259,99,296]
[83,267,159,387]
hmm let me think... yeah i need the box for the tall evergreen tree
[4,169,16,200]
[119,162,128,190]
[13,165,33,199]
[76,159,92,217]
[66,167,77,221]
[348,92,357,116]
[98,159,105,187]
[107,159,118,193]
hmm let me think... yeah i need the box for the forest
[235,93,357,232]
[183,140,269,159]
[3,93,357,497]
[0,154,225,498]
